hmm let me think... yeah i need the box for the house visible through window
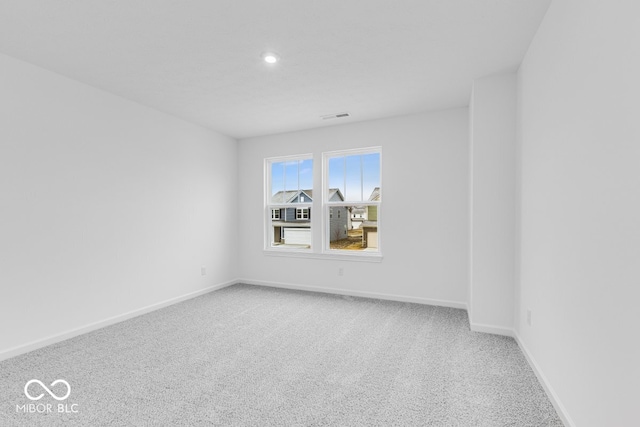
[266,156,313,250]
[265,148,381,258]
[325,148,381,253]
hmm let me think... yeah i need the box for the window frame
[322,147,382,258]
[263,148,382,262]
[296,207,309,220]
[264,154,314,253]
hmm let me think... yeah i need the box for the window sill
[263,249,383,263]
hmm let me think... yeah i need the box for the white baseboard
[1,276,574,427]
[514,331,575,427]
[469,321,514,337]
[0,279,237,362]
[237,278,468,310]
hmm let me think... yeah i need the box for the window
[265,155,313,250]
[296,208,309,220]
[264,148,381,259]
[325,148,381,254]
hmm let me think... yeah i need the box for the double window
[296,208,310,220]
[265,147,381,258]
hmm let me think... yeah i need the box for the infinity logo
[24,379,71,401]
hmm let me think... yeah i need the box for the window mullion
[360,154,364,201]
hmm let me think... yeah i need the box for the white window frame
[296,207,309,220]
[322,147,382,259]
[271,209,280,219]
[264,154,313,252]
[263,148,382,262]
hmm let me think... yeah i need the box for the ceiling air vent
[321,112,350,120]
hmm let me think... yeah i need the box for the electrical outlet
[526,309,532,326]
[338,267,344,276]
[201,266,206,276]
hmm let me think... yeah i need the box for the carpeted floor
[0,284,563,426]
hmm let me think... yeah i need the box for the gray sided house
[270,189,348,247]
[328,188,349,242]
[270,189,312,247]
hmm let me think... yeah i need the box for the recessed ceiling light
[262,52,279,64]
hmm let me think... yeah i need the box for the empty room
[0,1,637,426]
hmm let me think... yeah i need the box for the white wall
[237,109,469,306]
[468,72,517,334]
[0,53,238,358]
[516,1,640,425]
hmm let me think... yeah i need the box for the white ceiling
[0,1,551,139]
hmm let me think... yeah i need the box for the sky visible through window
[268,152,380,253]
[271,153,380,203]
[328,153,380,201]
[271,159,313,202]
